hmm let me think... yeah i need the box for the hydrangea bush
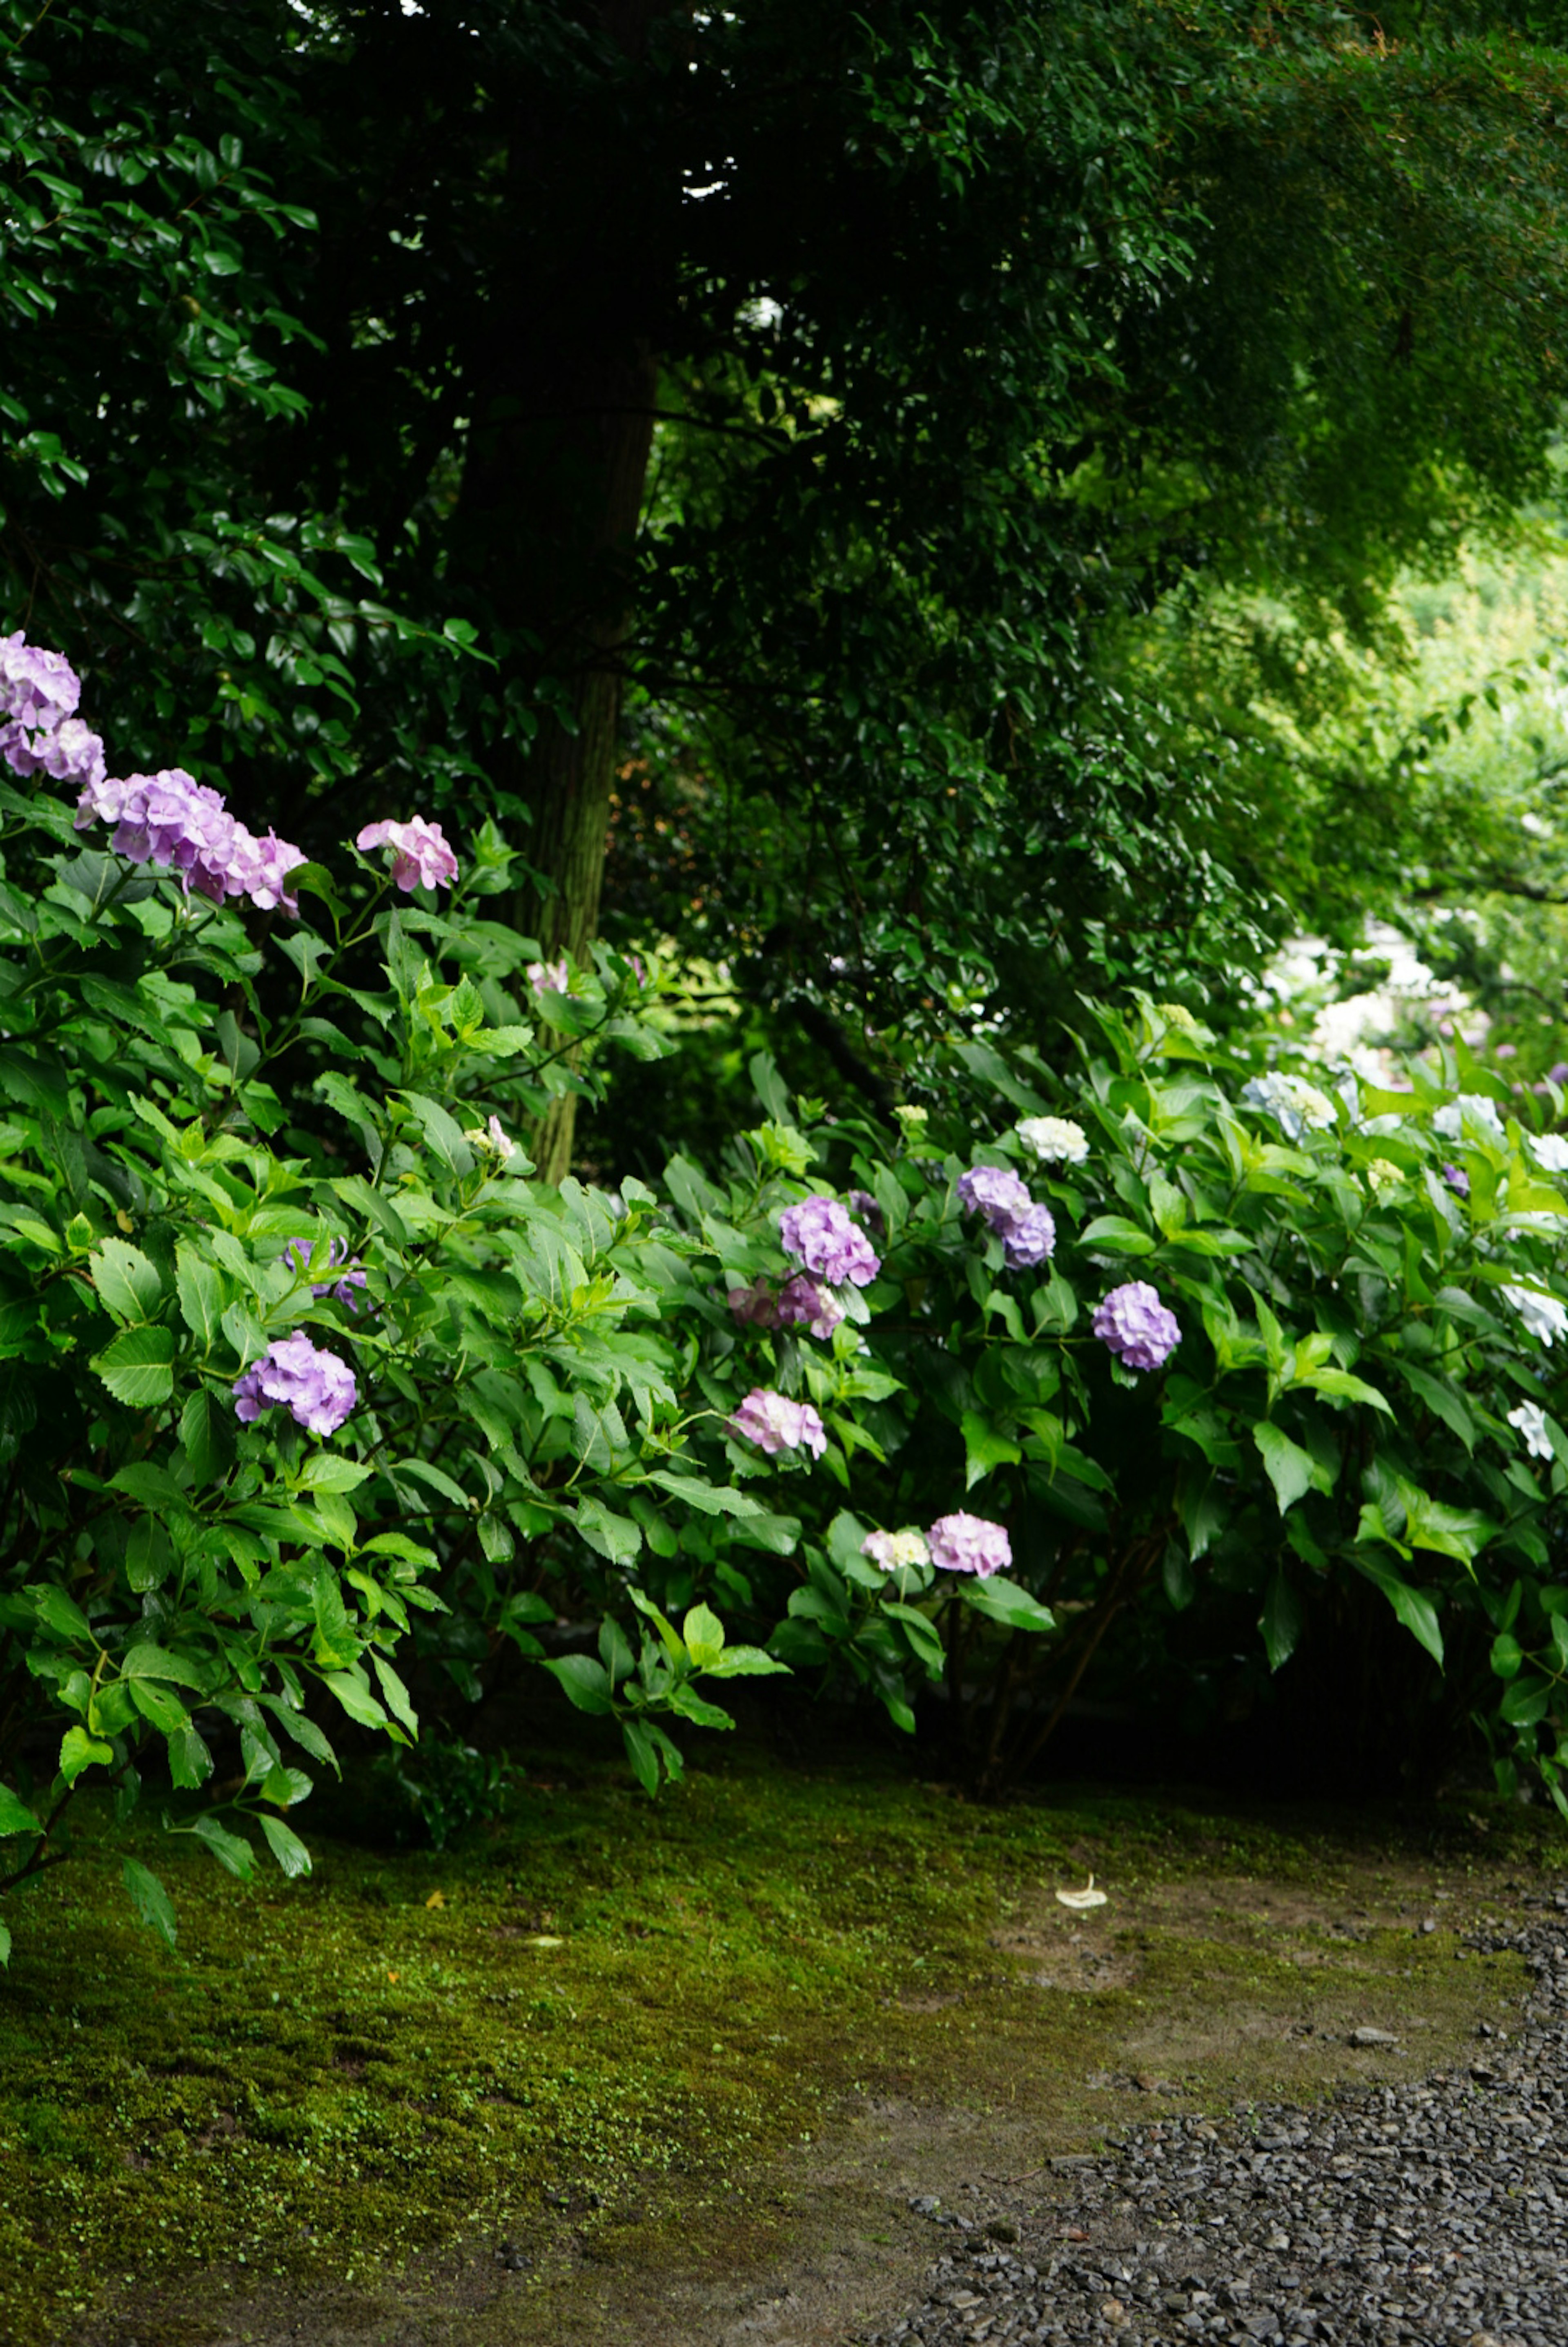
[4,637,1568,1954]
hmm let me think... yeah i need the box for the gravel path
[863,1890,1568,2347]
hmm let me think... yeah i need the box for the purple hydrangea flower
[75,767,307,915]
[283,1235,368,1312]
[846,1187,885,1234]
[957,1165,1033,1225]
[958,1163,1056,1269]
[233,1331,357,1436]
[1,632,80,731]
[727,1386,827,1459]
[1,634,105,790]
[928,1511,1011,1577]
[1000,1200,1057,1269]
[1092,1281,1180,1373]
[778,1195,880,1288]
[1440,1162,1470,1199]
[775,1272,846,1340]
[356,815,459,892]
[728,1277,780,1329]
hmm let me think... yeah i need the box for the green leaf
[178,1387,236,1488]
[1079,1214,1156,1256]
[1490,1632,1523,1681]
[961,1409,1022,1490]
[120,1641,207,1688]
[90,1238,162,1324]
[187,1813,255,1880]
[1292,1365,1392,1414]
[109,1463,188,1514]
[0,1920,11,1967]
[574,1497,642,1565]
[682,1602,726,1667]
[58,1726,111,1784]
[880,1599,947,1675]
[121,1856,177,1948]
[370,1653,418,1735]
[1252,1422,1317,1515]
[91,1323,176,1408]
[621,1717,662,1795]
[30,1584,92,1643]
[128,1680,189,1736]
[1394,1361,1476,1453]
[1258,1565,1303,1671]
[700,1645,791,1679]
[259,1813,313,1879]
[541,1654,615,1716]
[958,1575,1055,1634]
[167,1725,214,1790]
[174,1244,225,1348]
[321,1670,389,1730]
[0,1783,41,1838]
[296,1455,375,1494]
[1351,1554,1444,1668]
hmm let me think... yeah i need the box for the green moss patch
[0,1749,1556,2346]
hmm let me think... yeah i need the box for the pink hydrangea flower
[233,1331,357,1436]
[356,814,459,892]
[527,957,569,999]
[928,1512,1011,1577]
[728,1386,827,1459]
[1093,1281,1180,1372]
[778,1195,880,1288]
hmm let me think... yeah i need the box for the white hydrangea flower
[861,1528,932,1572]
[1239,1071,1336,1141]
[1432,1093,1505,1143]
[1508,1400,1555,1461]
[893,1104,929,1133]
[1530,1133,1568,1174]
[1016,1113,1090,1167]
[1366,1157,1404,1194]
[1502,1283,1568,1347]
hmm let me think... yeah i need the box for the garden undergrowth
[0,1731,1555,2347]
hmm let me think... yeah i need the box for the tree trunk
[455,3,668,1182]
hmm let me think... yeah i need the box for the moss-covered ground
[0,1732,1558,2347]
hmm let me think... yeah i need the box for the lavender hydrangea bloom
[1441,1162,1470,1198]
[958,1162,1056,1269]
[728,1386,827,1459]
[1000,1200,1056,1269]
[1093,1281,1180,1373]
[233,1332,357,1436]
[356,815,459,892]
[778,1195,880,1287]
[1,632,80,730]
[283,1236,368,1312]
[0,634,105,790]
[75,767,307,915]
[846,1187,885,1233]
[957,1164,1033,1225]
[727,1277,780,1329]
[775,1273,846,1340]
[928,1511,1011,1577]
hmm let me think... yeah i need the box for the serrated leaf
[89,1238,161,1324]
[58,1726,111,1784]
[174,1243,225,1348]
[91,1323,175,1407]
[0,1783,40,1838]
